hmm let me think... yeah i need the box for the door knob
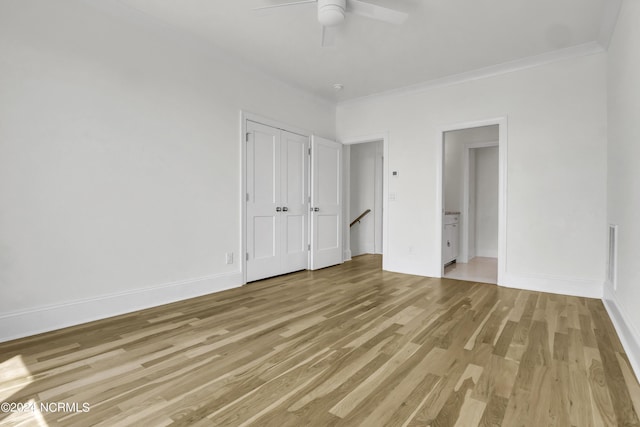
[282,207,289,212]
[276,207,282,212]
[313,207,320,212]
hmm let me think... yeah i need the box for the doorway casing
[436,118,508,285]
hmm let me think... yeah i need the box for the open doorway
[342,134,388,268]
[439,120,506,285]
[349,140,383,257]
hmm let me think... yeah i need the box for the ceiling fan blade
[321,25,338,47]
[253,0,316,11]
[346,0,408,25]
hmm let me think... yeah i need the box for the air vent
[607,224,618,289]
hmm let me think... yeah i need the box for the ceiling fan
[254,0,408,47]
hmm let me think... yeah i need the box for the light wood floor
[1,255,639,426]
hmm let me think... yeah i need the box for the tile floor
[444,256,497,284]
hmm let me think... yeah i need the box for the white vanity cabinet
[443,213,459,265]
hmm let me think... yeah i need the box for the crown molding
[338,42,605,108]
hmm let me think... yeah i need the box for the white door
[246,121,309,282]
[280,131,309,273]
[310,135,343,270]
[246,121,281,282]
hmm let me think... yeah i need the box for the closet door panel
[310,135,343,270]
[246,121,281,282]
[280,131,309,272]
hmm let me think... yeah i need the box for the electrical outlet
[225,252,234,265]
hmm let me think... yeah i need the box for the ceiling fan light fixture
[318,0,346,27]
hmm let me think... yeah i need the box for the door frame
[460,140,499,263]
[341,133,389,269]
[436,118,507,285]
[240,111,311,285]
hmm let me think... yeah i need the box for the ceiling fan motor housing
[318,0,346,27]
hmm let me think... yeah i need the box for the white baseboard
[0,271,243,343]
[602,282,640,383]
[501,272,603,298]
[343,249,352,262]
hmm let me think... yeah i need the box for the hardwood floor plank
[584,347,617,426]
[492,320,517,358]
[548,362,571,427]
[406,357,473,425]
[431,376,479,427]
[471,355,518,402]
[0,255,637,427]
[593,326,640,426]
[618,353,640,420]
[381,373,441,427]
[329,342,420,418]
[478,394,508,427]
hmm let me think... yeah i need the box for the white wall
[475,146,499,258]
[0,0,335,341]
[443,138,463,213]
[444,126,498,213]
[604,0,640,379]
[349,141,383,256]
[337,52,607,297]
[469,149,477,259]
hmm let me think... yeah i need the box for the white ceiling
[116,0,617,102]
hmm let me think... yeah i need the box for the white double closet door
[246,120,342,282]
